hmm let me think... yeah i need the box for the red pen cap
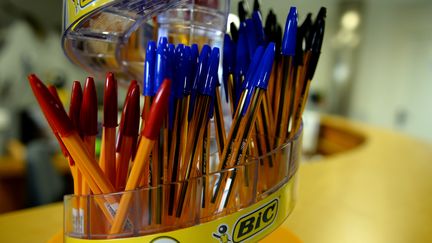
[103,72,118,128]
[28,74,75,137]
[122,81,140,137]
[117,80,138,150]
[80,77,98,136]
[47,85,69,157]
[69,81,82,129]
[143,78,171,140]
[48,85,66,111]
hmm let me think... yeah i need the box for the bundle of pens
[223,2,327,190]
[29,3,326,239]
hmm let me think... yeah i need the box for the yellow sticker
[65,177,297,242]
[64,0,114,30]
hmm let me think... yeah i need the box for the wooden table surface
[1,115,432,243]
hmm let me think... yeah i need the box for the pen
[99,72,118,184]
[115,80,140,191]
[109,78,171,234]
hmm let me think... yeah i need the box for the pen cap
[242,46,264,91]
[246,18,258,58]
[103,72,118,128]
[275,24,282,60]
[253,0,261,13]
[69,81,82,130]
[143,79,171,140]
[254,43,275,90]
[230,22,239,42]
[301,13,313,51]
[185,44,199,95]
[166,43,175,81]
[183,45,193,95]
[143,41,156,97]
[236,22,250,77]
[174,44,186,99]
[240,43,275,117]
[193,45,211,94]
[122,81,140,137]
[307,7,326,80]
[28,74,74,137]
[154,37,168,94]
[47,85,69,157]
[223,34,234,101]
[189,45,210,120]
[281,7,298,56]
[311,7,326,54]
[202,47,220,97]
[264,10,276,42]
[80,77,98,136]
[252,11,265,45]
[238,0,248,22]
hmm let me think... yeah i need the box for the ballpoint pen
[79,77,98,208]
[109,78,171,234]
[274,7,298,146]
[115,81,140,191]
[67,81,83,232]
[99,73,118,184]
[290,7,326,138]
[141,41,156,128]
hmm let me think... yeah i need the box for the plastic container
[62,0,229,84]
[63,128,302,242]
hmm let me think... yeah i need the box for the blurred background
[0,0,431,213]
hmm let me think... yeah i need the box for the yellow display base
[49,227,302,243]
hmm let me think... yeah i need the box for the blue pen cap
[193,45,211,93]
[143,41,156,96]
[223,34,233,101]
[245,19,258,58]
[281,7,298,56]
[254,42,275,89]
[236,22,250,77]
[174,44,186,99]
[252,11,265,45]
[202,47,220,97]
[187,44,199,94]
[154,37,168,93]
[188,45,210,121]
[183,45,193,95]
[240,43,275,116]
[166,43,175,81]
[242,46,264,91]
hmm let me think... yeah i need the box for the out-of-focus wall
[350,1,432,142]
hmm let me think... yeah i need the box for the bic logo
[232,199,278,242]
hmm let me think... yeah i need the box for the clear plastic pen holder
[64,129,302,240]
[62,0,230,83]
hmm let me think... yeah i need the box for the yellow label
[65,178,296,242]
[64,0,114,30]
